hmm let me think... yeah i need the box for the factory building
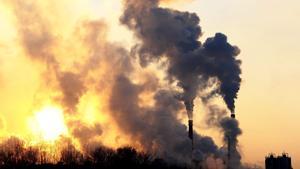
[265,153,292,169]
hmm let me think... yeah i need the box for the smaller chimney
[227,112,235,169]
[188,120,193,140]
[227,136,231,169]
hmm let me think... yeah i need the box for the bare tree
[60,144,83,165]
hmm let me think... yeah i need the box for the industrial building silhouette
[265,153,292,169]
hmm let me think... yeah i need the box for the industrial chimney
[227,112,236,169]
[189,119,198,169]
[227,135,231,169]
[188,119,193,148]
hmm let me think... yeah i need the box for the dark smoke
[58,72,86,113]
[220,117,242,169]
[70,121,103,148]
[120,0,241,114]
[205,105,243,169]
[6,0,250,168]
[109,74,220,162]
[203,34,241,113]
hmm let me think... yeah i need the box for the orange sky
[0,0,299,168]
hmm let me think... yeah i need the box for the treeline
[0,137,188,169]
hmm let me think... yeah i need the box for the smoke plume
[70,121,103,148]
[121,0,241,114]
[58,72,86,113]
[9,0,89,114]
[220,117,242,168]
[120,1,243,166]
[205,105,243,169]
[109,74,220,162]
[2,0,249,168]
[8,0,100,144]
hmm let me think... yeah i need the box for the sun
[29,106,68,142]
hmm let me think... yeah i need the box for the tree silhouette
[91,146,114,168]
[21,147,39,165]
[59,144,83,165]
[0,137,192,169]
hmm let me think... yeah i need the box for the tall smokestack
[188,119,193,141]
[188,119,195,167]
[227,112,235,169]
[227,135,231,169]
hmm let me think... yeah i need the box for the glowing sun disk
[31,106,67,141]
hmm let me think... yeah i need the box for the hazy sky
[0,0,299,168]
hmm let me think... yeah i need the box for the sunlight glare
[30,106,68,142]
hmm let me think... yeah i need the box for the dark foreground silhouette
[0,137,188,169]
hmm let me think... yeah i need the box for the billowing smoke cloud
[70,121,103,148]
[8,0,144,148]
[8,0,94,143]
[205,105,243,169]
[9,0,58,68]
[120,0,241,115]
[58,72,86,113]
[9,0,88,113]
[120,0,244,166]
[220,117,242,168]
[4,0,249,168]
[203,35,241,113]
[109,74,219,162]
